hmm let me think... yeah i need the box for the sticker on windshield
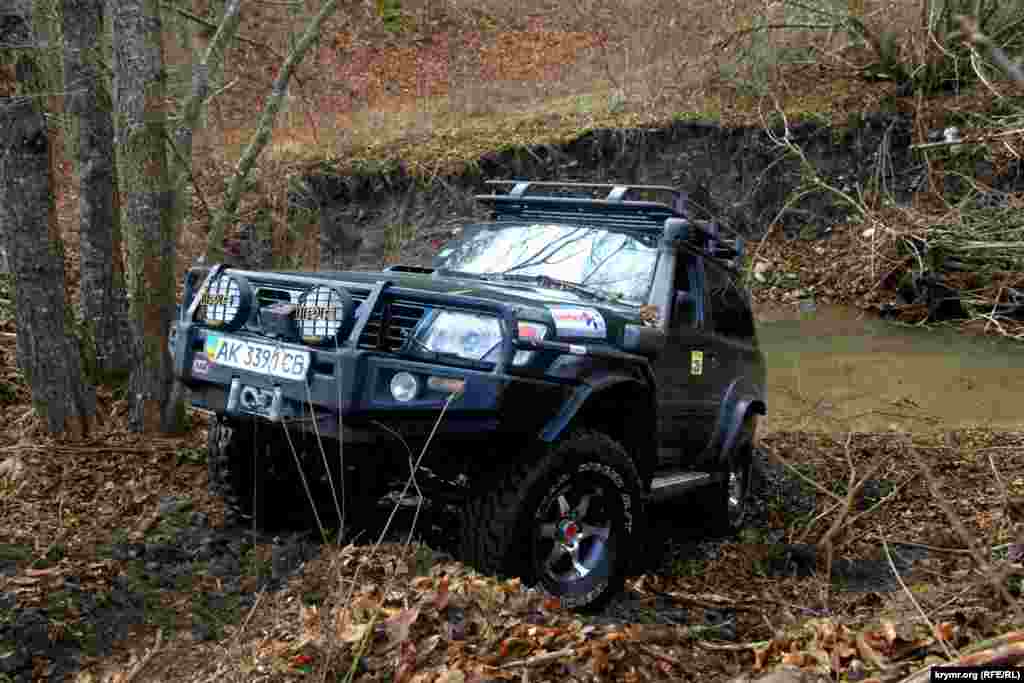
[548,306,607,339]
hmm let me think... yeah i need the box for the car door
[702,257,764,419]
[655,249,719,464]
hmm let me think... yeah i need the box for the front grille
[352,296,426,351]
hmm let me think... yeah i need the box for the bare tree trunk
[109,0,181,433]
[0,16,95,437]
[62,0,132,382]
[205,0,340,263]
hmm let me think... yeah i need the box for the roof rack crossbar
[494,208,669,232]
[484,179,688,215]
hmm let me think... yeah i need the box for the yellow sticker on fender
[691,350,703,376]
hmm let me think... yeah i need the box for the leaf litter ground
[2,365,1024,682]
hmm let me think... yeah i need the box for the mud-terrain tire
[459,430,644,612]
[207,415,256,524]
[696,414,763,536]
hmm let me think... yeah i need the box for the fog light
[427,376,465,395]
[390,372,419,402]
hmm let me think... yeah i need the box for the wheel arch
[539,376,657,491]
[711,377,766,467]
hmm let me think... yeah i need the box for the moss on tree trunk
[110,0,181,433]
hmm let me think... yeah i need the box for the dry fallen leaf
[385,607,421,649]
[394,640,418,683]
[934,622,956,643]
[434,575,450,610]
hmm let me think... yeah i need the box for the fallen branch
[910,128,1024,150]
[697,640,770,652]
[499,647,576,669]
[637,643,685,667]
[882,540,973,555]
[123,627,164,683]
[898,631,1024,683]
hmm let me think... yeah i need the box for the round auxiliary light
[296,285,355,345]
[199,273,253,331]
[390,372,420,402]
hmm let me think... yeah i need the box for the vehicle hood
[262,268,647,342]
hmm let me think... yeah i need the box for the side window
[705,260,755,341]
[672,252,704,329]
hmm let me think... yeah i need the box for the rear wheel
[697,414,762,535]
[459,430,644,611]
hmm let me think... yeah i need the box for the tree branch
[206,0,340,262]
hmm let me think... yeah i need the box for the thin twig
[766,449,845,503]
[882,537,956,661]
[159,0,300,77]
[499,647,577,670]
[231,588,265,647]
[905,435,1024,622]
[882,540,973,555]
[910,129,1024,150]
[637,643,685,667]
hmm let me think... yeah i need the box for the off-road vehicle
[170,180,767,610]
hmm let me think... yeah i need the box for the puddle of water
[755,303,1024,434]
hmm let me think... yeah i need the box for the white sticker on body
[548,306,607,339]
[192,355,209,375]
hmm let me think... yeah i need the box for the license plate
[203,333,309,381]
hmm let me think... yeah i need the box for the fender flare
[539,374,654,443]
[539,374,658,487]
[710,378,766,467]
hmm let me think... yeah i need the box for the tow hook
[227,378,284,420]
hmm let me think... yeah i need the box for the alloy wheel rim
[535,482,613,585]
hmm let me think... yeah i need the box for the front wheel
[459,430,644,612]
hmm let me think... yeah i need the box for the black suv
[170,180,767,610]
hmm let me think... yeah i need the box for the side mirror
[662,217,689,246]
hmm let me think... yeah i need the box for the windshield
[433,223,659,305]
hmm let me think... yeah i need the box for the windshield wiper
[435,269,612,302]
[489,273,611,302]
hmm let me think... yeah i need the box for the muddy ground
[1,396,1022,682]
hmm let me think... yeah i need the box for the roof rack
[475,180,745,265]
[476,180,688,232]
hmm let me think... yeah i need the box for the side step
[649,470,723,503]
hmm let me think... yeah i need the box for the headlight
[413,311,502,362]
[296,285,355,345]
[413,312,547,367]
[199,273,252,331]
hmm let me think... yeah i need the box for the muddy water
[755,303,1024,434]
